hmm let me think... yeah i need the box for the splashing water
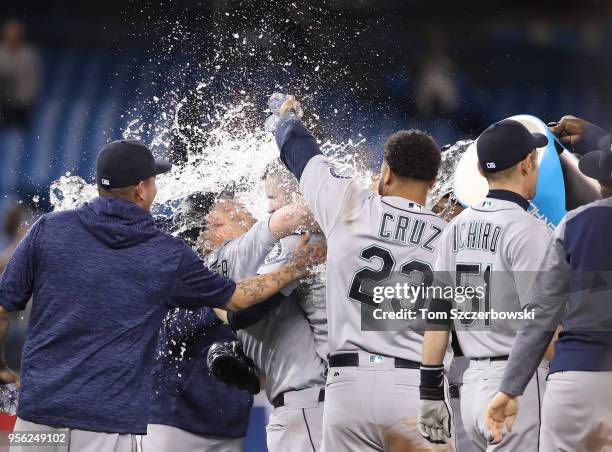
[49,97,471,222]
[50,174,99,212]
[427,139,473,219]
[49,96,375,221]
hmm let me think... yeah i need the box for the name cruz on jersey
[378,210,444,252]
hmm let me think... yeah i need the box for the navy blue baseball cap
[476,119,548,173]
[96,139,172,188]
[579,132,612,182]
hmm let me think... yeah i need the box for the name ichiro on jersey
[452,220,503,253]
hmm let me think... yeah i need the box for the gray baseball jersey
[206,215,275,280]
[434,196,551,358]
[211,225,327,403]
[300,155,448,362]
[209,217,326,451]
[257,234,329,363]
[237,294,326,403]
[236,234,327,403]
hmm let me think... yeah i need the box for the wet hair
[173,191,218,246]
[384,130,441,182]
[262,158,299,192]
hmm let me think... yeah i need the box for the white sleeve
[300,154,371,237]
[508,222,553,308]
[428,229,455,324]
[220,215,276,280]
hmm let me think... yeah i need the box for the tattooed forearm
[224,239,326,312]
[230,265,299,309]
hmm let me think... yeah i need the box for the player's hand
[484,392,518,444]
[417,399,452,443]
[279,95,302,119]
[288,233,327,278]
[0,365,20,387]
[549,115,587,146]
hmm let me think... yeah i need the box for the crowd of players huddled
[0,96,611,452]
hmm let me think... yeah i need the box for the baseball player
[485,128,612,451]
[418,119,553,451]
[260,159,328,363]
[275,96,452,451]
[144,192,322,452]
[0,140,324,452]
[212,160,329,452]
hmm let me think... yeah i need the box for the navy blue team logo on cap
[476,119,548,173]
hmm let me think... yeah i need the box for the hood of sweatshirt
[77,196,159,249]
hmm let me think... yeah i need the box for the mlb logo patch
[369,354,384,364]
[482,200,494,208]
[486,162,496,169]
[101,178,110,186]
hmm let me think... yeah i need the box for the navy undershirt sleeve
[227,293,284,331]
[275,117,322,180]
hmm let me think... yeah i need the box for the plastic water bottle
[264,93,304,132]
[0,384,19,415]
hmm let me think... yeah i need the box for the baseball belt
[328,352,420,369]
[471,355,509,362]
[273,388,325,408]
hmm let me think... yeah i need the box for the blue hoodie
[0,196,236,434]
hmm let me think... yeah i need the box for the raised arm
[550,116,608,156]
[269,201,320,237]
[275,97,370,237]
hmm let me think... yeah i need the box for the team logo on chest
[264,240,283,264]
